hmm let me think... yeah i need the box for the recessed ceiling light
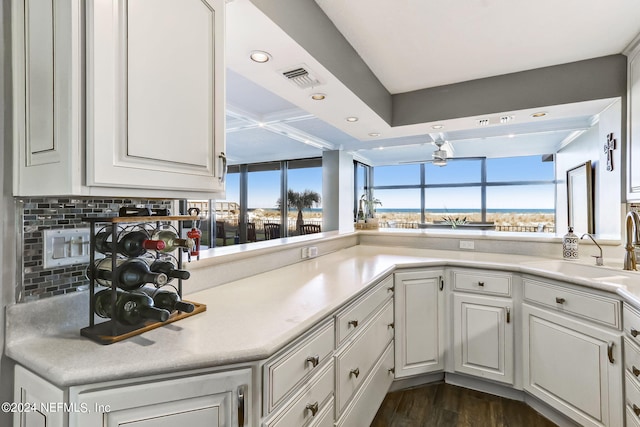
[310,93,326,101]
[431,124,444,130]
[531,111,547,118]
[346,117,359,122]
[369,132,380,137]
[249,50,271,63]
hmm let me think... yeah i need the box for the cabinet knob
[555,297,566,304]
[477,281,485,287]
[387,286,394,293]
[388,367,395,375]
[634,404,640,417]
[633,366,640,377]
[305,355,320,367]
[632,328,639,337]
[348,320,359,328]
[387,322,395,329]
[349,368,360,378]
[305,402,319,417]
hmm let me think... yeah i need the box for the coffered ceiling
[224,0,640,166]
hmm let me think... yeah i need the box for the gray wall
[1,0,15,423]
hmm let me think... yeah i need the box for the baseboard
[524,394,582,427]
[444,372,524,401]
[389,372,444,392]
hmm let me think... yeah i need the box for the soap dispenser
[562,227,579,260]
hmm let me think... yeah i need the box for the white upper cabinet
[12,0,226,198]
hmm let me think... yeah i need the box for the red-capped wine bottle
[147,259,190,280]
[151,229,195,254]
[95,229,165,257]
[138,287,195,313]
[89,258,168,290]
[94,289,170,325]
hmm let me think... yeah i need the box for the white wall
[322,150,355,233]
[555,99,623,240]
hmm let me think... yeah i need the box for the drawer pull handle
[388,367,395,375]
[634,404,640,417]
[633,366,640,377]
[348,320,359,328]
[555,297,566,304]
[387,286,394,293]
[506,307,511,324]
[350,368,360,378]
[388,322,395,329]
[478,281,485,287]
[607,342,614,364]
[632,328,639,337]
[439,276,444,291]
[306,402,319,417]
[305,355,320,367]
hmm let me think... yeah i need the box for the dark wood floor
[370,383,559,427]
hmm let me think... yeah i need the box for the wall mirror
[566,161,594,234]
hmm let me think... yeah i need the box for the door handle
[219,152,227,183]
[237,385,246,427]
[607,342,615,364]
[439,276,444,291]
[505,307,511,324]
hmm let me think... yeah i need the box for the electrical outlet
[308,246,318,258]
[459,240,475,250]
[301,247,309,259]
[43,228,92,268]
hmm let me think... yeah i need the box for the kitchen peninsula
[7,231,640,427]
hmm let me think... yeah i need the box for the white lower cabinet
[523,303,622,427]
[394,269,445,378]
[453,293,514,385]
[13,365,251,427]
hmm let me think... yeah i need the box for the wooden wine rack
[80,214,206,345]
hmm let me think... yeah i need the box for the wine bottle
[138,287,195,313]
[89,258,168,290]
[147,259,191,280]
[95,229,166,257]
[151,229,195,254]
[94,289,170,325]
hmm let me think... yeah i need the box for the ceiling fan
[401,139,484,166]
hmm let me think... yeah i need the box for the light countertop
[6,244,640,387]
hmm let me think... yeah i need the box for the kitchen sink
[521,259,640,283]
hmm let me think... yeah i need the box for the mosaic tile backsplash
[18,198,173,302]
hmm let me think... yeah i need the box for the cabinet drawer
[452,269,512,296]
[265,361,334,427]
[628,372,640,425]
[625,337,640,384]
[625,305,640,345]
[336,342,394,427]
[264,320,335,414]
[523,278,620,328]
[335,300,394,415]
[335,275,393,346]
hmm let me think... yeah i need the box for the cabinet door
[394,270,445,378]
[523,303,623,427]
[14,365,65,427]
[629,43,640,197]
[453,294,514,385]
[86,0,226,194]
[70,368,251,427]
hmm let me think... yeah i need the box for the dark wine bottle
[138,287,195,313]
[90,258,168,290]
[94,289,170,325]
[95,229,166,257]
[147,259,190,280]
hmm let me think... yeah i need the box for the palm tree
[277,189,321,233]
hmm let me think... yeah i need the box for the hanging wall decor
[604,132,616,171]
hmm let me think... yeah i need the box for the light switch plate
[459,240,475,250]
[43,228,92,268]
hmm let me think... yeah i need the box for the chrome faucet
[624,211,640,271]
[580,233,603,266]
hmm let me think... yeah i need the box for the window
[368,155,555,232]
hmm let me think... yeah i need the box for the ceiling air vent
[281,65,322,89]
